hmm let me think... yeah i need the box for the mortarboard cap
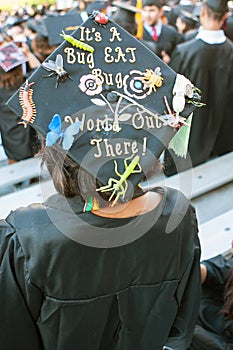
[112,1,140,35]
[204,0,228,13]
[0,42,28,72]
[26,18,48,37]
[142,0,165,8]
[7,12,200,205]
[44,13,84,46]
[85,1,109,13]
[179,10,199,27]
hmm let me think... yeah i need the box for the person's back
[164,0,233,175]
[1,184,200,349]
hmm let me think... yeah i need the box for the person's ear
[159,7,164,17]
[200,5,206,20]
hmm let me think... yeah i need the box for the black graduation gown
[189,254,233,350]
[225,15,233,43]
[164,37,233,176]
[0,187,201,350]
[142,24,179,58]
[0,86,38,161]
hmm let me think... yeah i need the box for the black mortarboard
[85,1,109,13]
[142,0,165,8]
[0,42,28,72]
[7,12,200,205]
[26,18,48,37]
[204,0,228,13]
[179,10,199,27]
[44,13,84,46]
[112,1,140,35]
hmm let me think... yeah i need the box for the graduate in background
[141,0,180,59]
[164,0,233,176]
[0,42,39,164]
[189,244,233,350]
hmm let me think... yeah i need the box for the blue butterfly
[46,114,81,150]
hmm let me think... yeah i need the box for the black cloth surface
[142,24,180,58]
[0,187,201,350]
[225,15,233,42]
[164,37,233,176]
[189,254,233,350]
[0,86,38,161]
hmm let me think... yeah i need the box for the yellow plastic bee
[141,67,163,92]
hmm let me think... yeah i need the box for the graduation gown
[142,24,179,58]
[0,86,38,161]
[0,187,201,350]
[189,254,233,350]
[164,37,233,176]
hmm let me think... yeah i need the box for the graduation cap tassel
[136,0,143,40]
[168,113,193,158]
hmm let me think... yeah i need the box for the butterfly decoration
[46,114,81,150]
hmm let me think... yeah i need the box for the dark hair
[0,65,24,90]
[222,267,233,319]
[39,138,162,206]
[40,140,121,207]
[112,10,137,36]
[31,34,57,62]
[142,0,164,8]
[204,3,226,21]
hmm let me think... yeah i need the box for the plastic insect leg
[113,160,122,177]
[96,178,118,193]
[110,179,128,204]
[43,72,56,78]
[55,75,60,88]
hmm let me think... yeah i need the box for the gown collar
[196,28,226,44]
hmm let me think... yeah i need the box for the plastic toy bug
[18,80,36,128]
[96,155,142,206]
[46,114,81,150]
[89,11,109,26]
[42,54,73,88]
[141,67,163,92]
[60,31,94,53]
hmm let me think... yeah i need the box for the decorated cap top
[0,42,28,72]
[7,12,201,205]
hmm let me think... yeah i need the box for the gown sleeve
[164,205,202,350]
[0,217,44,350]
[168,47,183,73]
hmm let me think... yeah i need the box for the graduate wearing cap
[111,1,139,35]
[175,9,199,42]
[141,0,180,59]
[2,13,202,350]
[0,42,38,163]
[164,0,233,176]
[165,0,201,28]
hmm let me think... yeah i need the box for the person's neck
[200,14,225,31]
[92,191,163,218]
[202,22,223,30]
